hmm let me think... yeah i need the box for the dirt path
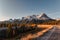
[48,26,60,40]
[33,26,60,40]
[20,26,53,40]
[32,26,55,40]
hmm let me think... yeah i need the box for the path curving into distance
[48,26,60,40]
[32,26,56,40]
[33,26,60,40]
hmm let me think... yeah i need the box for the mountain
[22,13,53,21]
[2,13,54,24]
[20,13,55,24]
[38,13,52,20]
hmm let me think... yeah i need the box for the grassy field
[0,25,54,40]
[20,25,53,40]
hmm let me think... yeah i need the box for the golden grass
[37,25,53,28]
[20,25,53,40]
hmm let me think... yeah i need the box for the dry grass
[37,25,53,28]
[20,25,53,40]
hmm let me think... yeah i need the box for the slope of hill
[22,13,53,20]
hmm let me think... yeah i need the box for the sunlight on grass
[20,25,53,40]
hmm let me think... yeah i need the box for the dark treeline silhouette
[0,19,60,39]
[0,19,60,27]
[0,24,46,39]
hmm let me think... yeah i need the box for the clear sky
[0,0,60,21]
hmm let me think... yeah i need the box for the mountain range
[22,13,54,21]
[17,13,56,24]
[2,13,55,23]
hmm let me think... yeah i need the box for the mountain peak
[40,13,47,17]
[38,13,51,20]
[22,13,53,20]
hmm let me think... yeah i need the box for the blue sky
[0,0,60,21]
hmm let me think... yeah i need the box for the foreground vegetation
[0,24,46,39]
[0,19,60,39]
[0,20,60,28]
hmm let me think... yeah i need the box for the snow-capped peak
[38,13,51,20]
[22,13,52,20]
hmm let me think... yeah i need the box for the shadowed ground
[20,25,53,40]
[32,25,60,40]
[48,26,60,40]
